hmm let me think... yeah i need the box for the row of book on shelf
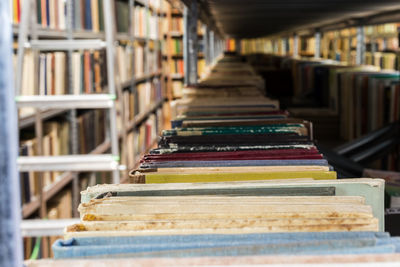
[20,112,166,258]
[19,109,106,205]
[239,41,400,139]
[243,52,399,171]
[117,43,162,82]
[14,45,163,96]
[165,58,206,76]
[24,54,400,266]
[240,23,399,70]
[121,79,163,121]
[20,77,164,207]
[11,0,170,39]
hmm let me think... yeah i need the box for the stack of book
[30,55,400,266]
[16,49,109,97]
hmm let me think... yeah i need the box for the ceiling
[203,0,400,38]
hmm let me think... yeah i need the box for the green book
[162,125,307,136]
[37,0,41,25]
[98,0,104,31]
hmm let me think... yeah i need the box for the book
[129,171,337,184]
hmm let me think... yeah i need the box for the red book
[16,0,21,23]
[141,154,324,163]
[144,148,320,160]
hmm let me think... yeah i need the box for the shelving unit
[10,0,171,259]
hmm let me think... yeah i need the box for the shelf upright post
[0,0,23,264]
[281,37,288,56]
[356,25,365,65]
[183,0,198,85]
[165,1,173,99]
[216,36,220,57]
[371,27,377,65]
[235,38,241,54]
[145,0,151,78]
[272,39,278,54]
[315,30,321,59]
[103,0,121,183]
[119,0,135,175]
[220,37,224,55]
[219,36,222,57]
[333,31,339,61]
[215,36,219,57]
[66,0,80,218]
[293,34,299,58]
[210,30,215,63]
[347,34,352,64]
[204,26,210,66]
[21,0,50,255]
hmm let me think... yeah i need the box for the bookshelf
[12,0,171,259]
[163,0,184,98]
[162,1,207,98]
[240,20,400,171]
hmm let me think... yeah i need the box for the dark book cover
[85,0,92,30]
[19,145,31,204]
[98,0,104,31]
[158,133,310,148]
[45,0,50,27]
[36,0,42,24]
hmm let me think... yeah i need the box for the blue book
[45,0,50,27]
[52,232,397,259]
[85,0,92,30]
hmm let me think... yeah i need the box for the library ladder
[15,0,122,197]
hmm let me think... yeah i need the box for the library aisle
[1,0,400,266]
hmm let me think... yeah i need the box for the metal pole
[347,35,352,64]
[210,30,215,63]
[183,1,198,85]
[356,26,365,65]
[103,0,120,183]
[66,0,80,217]
[183,6,189,84]
[293,34,299,57]
[235,38,241,54]
[371,35,376,65]
[272,39,277,54]
[15,0,31,96]
[281,38,288,56]
[314,31,321,59]
[0,0,23,265]
[204,26,210,65]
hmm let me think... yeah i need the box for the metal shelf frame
[8,0,182,250]
[16,94,116,109]
[21,218,80,237]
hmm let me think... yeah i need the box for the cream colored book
[80,179,385,231]
[54,52,65,95]
[67,195,378,238]
[72,52,82,95]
